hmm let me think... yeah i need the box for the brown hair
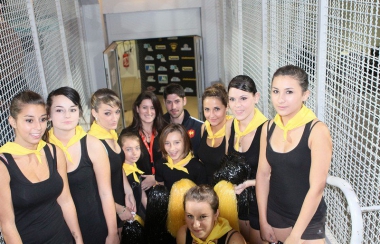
[183,185,219,213]
[159,124,192,159]
[119,131,140,147]
[127,91,167,134]
[10,90,45,119]
[118,132,143,158]
[202,83,228,107]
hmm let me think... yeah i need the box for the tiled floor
[120,77,201,127]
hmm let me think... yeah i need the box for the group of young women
[190,65,331,244]
[0,64,332,244]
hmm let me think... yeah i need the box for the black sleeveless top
[227,122,264,220]
[198,129,226,184]
[68,136,107,243]
[2,145,72,244]
[102,140,125,206]
[185,228,236,244]
[102,140,126,227]
[266,121,327,221]
[227,122,263,180]
[155,158,208,192]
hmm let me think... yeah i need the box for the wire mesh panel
[242,0,266,110]
[0,0,91,146]
[324,184,353,243]
[223,0,243,83]
[60,0,91,114]
[266,1,319,118]
[32,0,68,91]
[0,0,42,145]
[324,1,380,243]
[216,0,226,85]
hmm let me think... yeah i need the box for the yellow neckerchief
[234,108,267,150]
[190,217,232,244]
[123,162,144,183]
[88,121,118,142]
[205,115,233,147]
[48,126,87,164]
[273,104,316,140]
[0,140,46,164]
[164,152,192,174]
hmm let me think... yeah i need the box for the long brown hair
[127,91,167,134]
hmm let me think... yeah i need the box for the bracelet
[117,206,126,215]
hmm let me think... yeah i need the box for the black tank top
[68,136,107,243]
[102,140,125,205]
[198,129,226,184]
[227,122,263,180]
[2,145,72,244]
[266,121,327,221]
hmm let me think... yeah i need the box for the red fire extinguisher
[123,52,129,68]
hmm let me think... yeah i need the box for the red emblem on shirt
[188,129,195,138]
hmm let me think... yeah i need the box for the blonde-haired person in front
[177,185,246,244]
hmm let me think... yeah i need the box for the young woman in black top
[225,75,267,243]
[88,88,135,234]
[256,65,331,244]
[198,83,232,184]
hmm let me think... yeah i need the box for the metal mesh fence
[242,0,265,110]
[224,0,243,83]
[324,1,380,243]
[218,0,380,243]
[0,0,90,146]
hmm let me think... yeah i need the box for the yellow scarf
[88,121,118,142]
[123,163,144,183]
[234,108,267,150]
[205,115,233,147]
[48,126,87,163]
[0,140,46,164]
[273,105,316,140]
[191,217,232,244]
[164,152,192,174]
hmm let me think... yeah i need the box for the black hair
[228,75,258,94]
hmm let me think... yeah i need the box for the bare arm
[285,122,332,243]
[0,158,23,244]
[118,169,135,221]
[54,145,84,244]
[255,121,276,242]
[87,135,119,244]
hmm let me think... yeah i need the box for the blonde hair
[90,88,121,121]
